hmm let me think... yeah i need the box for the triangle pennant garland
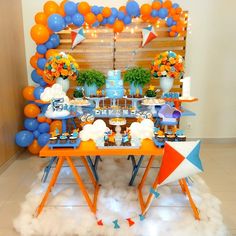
[141,26,157,47]
[71,28,85,49]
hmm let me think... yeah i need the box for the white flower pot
[56,77,70,93]
[160,77,174,94]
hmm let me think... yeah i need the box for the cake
[177,135,186,141]
[60,135,67,144]
[166,134,176,141]
[49,136,57,144]
[109,118,126,126]
[69,136,77,144]
[157,135,165,142]
[106,70,124,98]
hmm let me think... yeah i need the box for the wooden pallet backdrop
[58,12,188,97]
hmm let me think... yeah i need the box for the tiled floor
[0,142,235,236]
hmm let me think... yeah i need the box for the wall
[0,0,28,167]
[21,0,236,139]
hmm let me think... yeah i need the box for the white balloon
[141,119,154,129]
[129,122,140,131]
[94,119,106,129]
[79,131,90,141]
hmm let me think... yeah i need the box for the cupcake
[60,135,68,144]
[69,136,77,144]
[157,135,165,142]
[166,134,176,141]
[177,135,186,141]
[49,136,57,144]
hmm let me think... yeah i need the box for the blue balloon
[31,70,42,84]
[166,17,173,27]
[37,58,47,70]
[101,18,107,25]
[159,8,168,19]
[15,130,34,147]
[48,14,65,32]
[92,21,100,27]
[123,15,132,25]
[107,16,116,25]
[172,21,177,26]
[118,11,125,20]
[24,118,39,131]
[34,86,44,100]
[72,13,84,27]
[49,34,60,48]
[99,6,104,12]
[41,105,49,114]
[65,15,72,24]
[38,133,51,147]
[172,3,179,9]
[39,78,47,87]
[91,5,100,15]
[38,123,50,134]
[126,1,140,17]
[111,7,118,17]
[33,130,40,139]
[151,10,159,17]
[46,40,54,49]
[64,1,77,16]
[36,44,47,55]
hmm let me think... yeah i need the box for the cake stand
[141,98,166,115]
[109,118,127,146]
[124,96,144,109]
[86,97,108,109]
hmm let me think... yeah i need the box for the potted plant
[151,51,184,94]
[76,69,106,97]
[44,52,79,93]
[124,67,151,96]
[73,88,84,99]
[145,85,157,98]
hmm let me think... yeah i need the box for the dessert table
[36,140,163,217]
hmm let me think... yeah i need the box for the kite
[141,26,157,47]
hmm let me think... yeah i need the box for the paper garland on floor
[141,26,157,47]
[71,28,85,49]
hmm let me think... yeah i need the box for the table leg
[35,157,65,217]
[81,156,97,187]
[66,156,99,214]
[138,155,155,212]
[128,155,144,186]
[41,157,57,183]
[86,156,101,182]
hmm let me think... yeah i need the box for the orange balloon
[37,115,47,123]
[169,31,177,37]
[141,15,149,22]
[28,139,42,155]
[113,20,124,33]
[58,6,66,17]
[149,17,158,24]
[60,0,67,8]
[35,52,44,58]
[35,12,48,25]
[140,4,152,16]
[46,118,52,124]
[45,49,58,59]
[50,120,62,133]
[37,69,44,76]
[30,55,38,69]
[85,12,96,25]
[78,2,91,15]
[176,7,182,14]
[23,86,35,101]
[43,1,59,16]
[97,14,103,22]
[119,6,127,14]
[24,104,41,118]
[173,15,180,21]
[171,25,177,32]
[31,24,50,44]
[169,8,176,16]
[102,7,112,18]
[152,1,162,10]
[176,24,183,33]
[163,0,172,9]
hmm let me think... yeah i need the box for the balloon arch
[16,0,185,154]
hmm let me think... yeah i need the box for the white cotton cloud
[129,119,154,140]
[40,84,69,103]
[79,119,109,141]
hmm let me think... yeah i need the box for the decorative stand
[124,97,144,109]
[109,118,127,146]
[86,97,108,109]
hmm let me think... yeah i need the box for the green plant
[124,67,151,87]
[76,69,106,88]
[73,89,84,98]
[145,89,156,97]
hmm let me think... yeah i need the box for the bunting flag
[97,219,103,226]
[139,214,145,221]
[141,26,157,47]
[158,141,203,186]
[126,218,135,227]
[71,28,85,49]
[150,188,160,198]
[113,219,120,229]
